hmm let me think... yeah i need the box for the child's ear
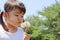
[3,12,5,17]
[3,12,8,17]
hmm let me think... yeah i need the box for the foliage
[26,3,60,40]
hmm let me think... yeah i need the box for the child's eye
[15,15,19,16]
[21,16,23,18]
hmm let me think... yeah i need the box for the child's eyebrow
[14,11,20,14]
[15,11,22,14]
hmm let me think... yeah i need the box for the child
[0,0,29,40]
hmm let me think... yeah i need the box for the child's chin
[17,24,21,26]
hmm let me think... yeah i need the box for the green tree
[26,3,60,40]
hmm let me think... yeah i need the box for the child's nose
[18,17,22,20]
[18,18,21,20]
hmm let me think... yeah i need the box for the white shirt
[0,25,24,40]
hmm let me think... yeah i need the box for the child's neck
[7,23,18,33]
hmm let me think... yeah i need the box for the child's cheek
[9,16,16,21]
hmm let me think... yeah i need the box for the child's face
[5,8,24,27]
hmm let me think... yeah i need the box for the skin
[24,32,30,40]
[4,8,29,40]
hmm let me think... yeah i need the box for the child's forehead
[10,8,24,15]
[12,8,23,13]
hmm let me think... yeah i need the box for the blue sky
[0,0,60,18]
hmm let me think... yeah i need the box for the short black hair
[4,2,26,14]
